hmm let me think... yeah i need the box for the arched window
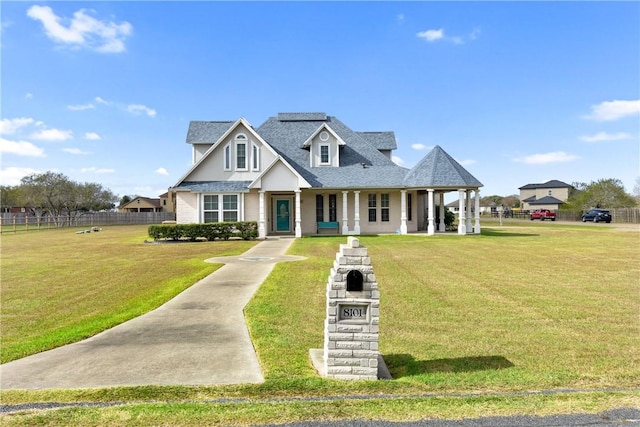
[235,134,248,170]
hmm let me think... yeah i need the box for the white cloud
[27,5,132,53]
[580,131,632,143]
[127,104,157,117]
[95,96,110,105]
[84,132,101,140]
[417,29,444,42]
[30,128,73,141]
[583,99,640,121]
[25,93,33,99]
[0,167,41,186]
[417,27,480,44]
[155,167,169,176]
[513,151,579,164]
[392,155,404,166]
[0,138,45,157]
[80,167,115,174]
[68,103,95,111]
[63,147,90,155]
[411,143,428,150]
[0,117,35,135]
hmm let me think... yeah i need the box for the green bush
[148,222,258,241]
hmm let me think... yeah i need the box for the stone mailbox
[310,236,388,380]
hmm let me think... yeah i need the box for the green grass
[1,222,639,424]
[0,225,257,363]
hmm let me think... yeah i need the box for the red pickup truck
[530,209,556,221]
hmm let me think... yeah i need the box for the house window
[235,134,247,170]
[381,193,390,222]
[329,194,337,222]
[368,194,377,222]
[548,190,552,196]
[320,144,330,165]
[407,193,412,221]
[223,195,238,221]
[203,194,239,222]
[224,144,231,171]
[252,143,260,171]
[316,194,324,222]
[203,195,219,223]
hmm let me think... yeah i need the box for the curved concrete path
[0,237,304,390]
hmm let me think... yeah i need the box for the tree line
[0,172,119,223]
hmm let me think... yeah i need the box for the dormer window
[320,144,330,165]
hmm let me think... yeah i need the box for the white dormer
[302,124,346,167]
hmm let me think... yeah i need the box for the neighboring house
[119,196,164,213]
[170,112,483,238]
[519,180,572,210]
[446,197,492,215]
[159,192,175,213]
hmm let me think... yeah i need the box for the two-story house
[519,180,572,211]
[171,112,483,238]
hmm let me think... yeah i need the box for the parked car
[581,209,612,223]
[530,209,556,221]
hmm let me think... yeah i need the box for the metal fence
[0,212,176,233]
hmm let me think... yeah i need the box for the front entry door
[275,199,291,232]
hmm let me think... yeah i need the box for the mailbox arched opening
[346,270,364,292]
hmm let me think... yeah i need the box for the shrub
[148,222,259,241]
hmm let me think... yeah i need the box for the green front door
[276,199,290,232]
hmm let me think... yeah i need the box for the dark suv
[581,209,612,223]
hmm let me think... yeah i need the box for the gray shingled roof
[186,121,235,144]
[258,115,409,188]
[180,113,483,191]
[174,181,253,192]
[528,195,565,205]
[278,112,327,121]
[402,145,483,188]
[357,132,397,150]
[519,180,571,190]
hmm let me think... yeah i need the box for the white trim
[252,143,260,171]
[319,143,330,165]
[248,156,312,189]
[235,138,248,171]
[224,143,231,171]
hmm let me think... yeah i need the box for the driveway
[0,237,304,390]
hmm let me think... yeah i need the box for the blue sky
[2,1,639,201]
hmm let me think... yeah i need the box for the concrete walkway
[0,237,304,390]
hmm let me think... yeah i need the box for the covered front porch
[255,187,482,238]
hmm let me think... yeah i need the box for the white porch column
[474,189,481,234]
[400,190,408,234]
[427,189,435,235]
[258,191,266,239]
[465,190,472,233]
[438,193,446,232]
[342,191,349,235]
[458,189,466,235]
[354,191,361,235]
[294,190,302,238]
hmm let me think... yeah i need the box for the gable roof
[528,195,565,205]
[176,112,483,191]
[402,145,483,188]
[519,179,571,190]
[357,132,397,151]
[119,196,161,209]
[186,121,235,144]
[257,114,410,188]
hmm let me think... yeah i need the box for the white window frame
[224,144,231,171]
[203,194,219,223]
[252,143,260,171]
[320,143,330,165]
[202,193,240,223]
[235,134,248,171]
